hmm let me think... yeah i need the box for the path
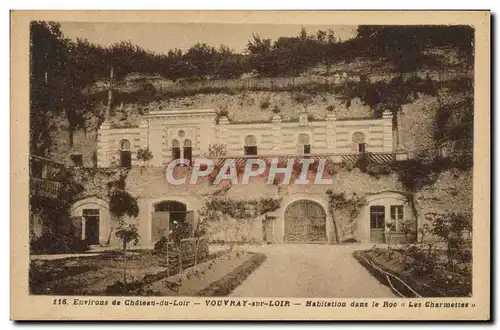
[230,244,396,298]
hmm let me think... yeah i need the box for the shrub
[136,147,153,167]
[154,236,170,251]
[30,233,89,254]
[208,144,227,157]
[109,190,139,219]
[293,92,312,105]
[404,246,438,276]
[341,238,359,244]
[218,109,229,117]
[115,222,140,251]
[425,212,472,272]
[260,99,270,109]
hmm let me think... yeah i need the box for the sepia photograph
[11,10,490,320]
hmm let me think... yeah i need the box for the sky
[59,22,358,54]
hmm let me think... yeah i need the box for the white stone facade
[72,108,416,247]
[97,108,394,167]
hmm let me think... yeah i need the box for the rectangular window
[390,205,404,231]
[370,205,385,229]
[244,146,257,156]
[304,145,311,154]
[358,143,366,153]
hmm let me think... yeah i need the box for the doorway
[370,205,386,243]
[284,200,326,243]
[83,209,100,245]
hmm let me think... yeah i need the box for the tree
[184,42,218,79]
[114,221,140,293]
[108,189,139,219]
[136,147,153,167]
[30,21,71,155]
[425,212,472,272]
[115,221,140,252]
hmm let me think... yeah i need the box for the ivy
[326,191,366,223]
[201,197,281,219]
[353,152,391,179]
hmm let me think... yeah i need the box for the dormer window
[352,132,366,153]
[244,135,257,156]
[298,133,311,154]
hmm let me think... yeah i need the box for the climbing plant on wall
[199,197,281,246]
[201,197,281,219]
[326,190,366,243]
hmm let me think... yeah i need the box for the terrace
[206,151,410,167]
[29,155,64,198]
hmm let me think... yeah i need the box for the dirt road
[229,244,396,298]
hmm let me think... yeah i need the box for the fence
[155,237,210,276]
[30,178,61,198]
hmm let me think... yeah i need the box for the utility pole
[105,66,114,120]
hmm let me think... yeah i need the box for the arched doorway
[151,201,193,243]
[284,200,327,243]
[71,196,110,246]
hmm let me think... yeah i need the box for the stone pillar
[271,114,282,153]
[216,116,230,156]
[396,110,404,151]
[139,119,149,148]
[97,121,111,168]
[382,110,394,153]
[325,112,336,154]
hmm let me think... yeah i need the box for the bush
[154,236,170,252]
[30,233,90,254]
[260,99,270,109]
[404,245,438,276]
[341,238,359,244]
[293,92,312,105]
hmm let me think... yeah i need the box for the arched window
[154,200,187,212]
[119,139,131,168]
[352,132,366,153]
[244,135,257,156]
[120,139,131,151]
[183,139,192,163]
[298,133,311,154]
[172,139,181,160]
